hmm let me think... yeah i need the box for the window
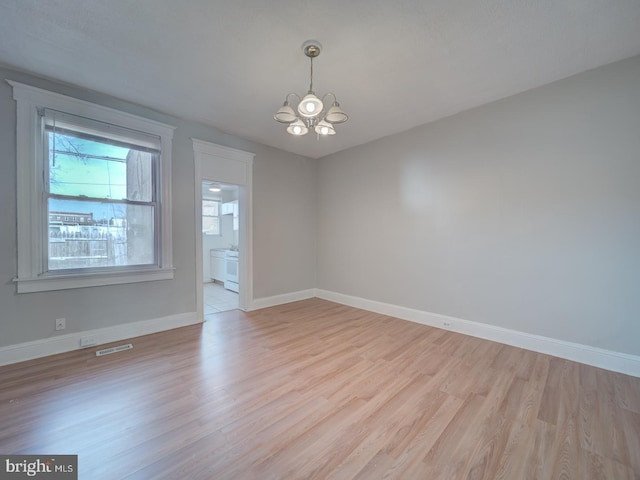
[10,81,175,293]
[46,109,159,270]
[202,199,221,235]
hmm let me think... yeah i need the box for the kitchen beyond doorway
[202,180,240,315]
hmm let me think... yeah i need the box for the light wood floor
[1,299,639,479]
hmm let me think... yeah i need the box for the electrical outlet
[55,317,66,331]
[80,336,97,348]
[443,321,452,328]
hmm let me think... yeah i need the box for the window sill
[14,268,175,293]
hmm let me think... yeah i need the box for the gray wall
[253,144,317,298]
[317,55,640,356]
[0,66,316,348]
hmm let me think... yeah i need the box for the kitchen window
[203,199,221,235]
[10,81,176,293]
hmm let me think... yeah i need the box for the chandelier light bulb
[315,120,335,136]
[298,93,323,118]
[286,119,308,136]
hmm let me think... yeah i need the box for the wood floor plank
[1,299,639,479]
[379,393,465,479]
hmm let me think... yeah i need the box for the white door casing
[193,139,254,319]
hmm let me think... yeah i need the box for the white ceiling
[1,1,640,159]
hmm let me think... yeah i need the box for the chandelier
[274,40,348,136]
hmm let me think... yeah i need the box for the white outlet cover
[80,337,97,347]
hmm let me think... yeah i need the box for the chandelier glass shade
[286,119,309,136]
[274,41,348,137]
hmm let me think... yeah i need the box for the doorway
[193,139,254,321]
[201,180,239,315]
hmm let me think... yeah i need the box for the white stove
[224,250,239,292]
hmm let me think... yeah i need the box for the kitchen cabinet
[222,200,239,231]
[210,249,226,282]
[221,200,237,215]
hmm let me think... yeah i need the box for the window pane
[202,200,219,216]
[202,199,220,235]
[48,198,155,270]
[48,132,154,202]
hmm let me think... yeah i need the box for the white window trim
[9,80,175,293]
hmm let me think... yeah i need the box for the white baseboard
[249,289,316,311]
[315,289,640,378]
[7,289,637,378]
[0,312,200,366]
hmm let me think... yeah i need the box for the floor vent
[96,344,133,357]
